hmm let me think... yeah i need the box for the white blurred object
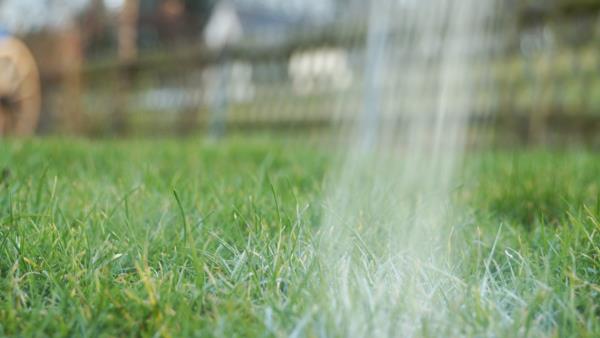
[104,0,125,12]
[0,0,89,33]
[288,48,353,95]
[229,61,255,102]
[204,1,243,51]
[202,61,255,104]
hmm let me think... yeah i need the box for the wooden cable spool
[0,35,41,136]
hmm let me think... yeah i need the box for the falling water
[318,0,499,336]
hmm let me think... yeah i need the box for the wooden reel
[0,36,41,136]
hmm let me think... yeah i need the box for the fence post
[209,52,231,138]
[112,0,139,135]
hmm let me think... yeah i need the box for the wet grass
[0,137,598,337]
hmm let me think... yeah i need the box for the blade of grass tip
[267,175,282,228]
[596,190,600,217]
[481,223,503,297]
[289,308,316,338]
[7,188,14,226]
[106,186,140,222]
[173,190,191,247]
[45,175,58,217]
[34,165,50,212]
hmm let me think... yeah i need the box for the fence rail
[33,9,600,144]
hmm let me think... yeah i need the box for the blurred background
[0,0,599,144]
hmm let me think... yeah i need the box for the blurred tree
[79,0,113,58]
[517,0,600,47]
[119,0,139,63]
[518,0,600,19]
[137,0,215,48]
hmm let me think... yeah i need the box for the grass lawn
[0,137,598,337]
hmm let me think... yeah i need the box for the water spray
[317,0,499,336]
